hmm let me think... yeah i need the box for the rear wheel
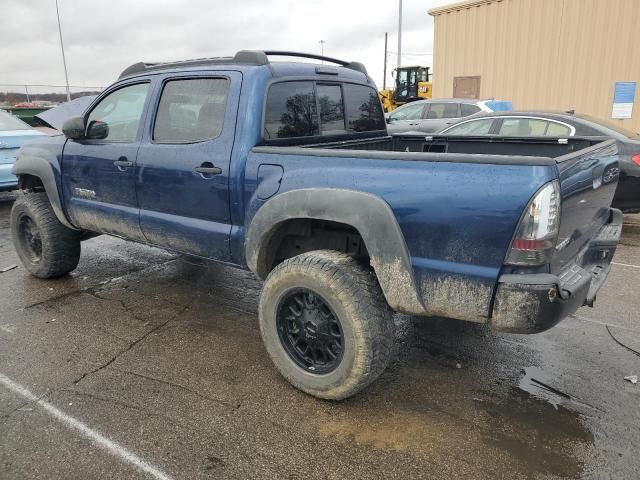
[259,250,394,400]
[10,192,81,278]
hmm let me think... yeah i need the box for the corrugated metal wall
[431,0,640,133]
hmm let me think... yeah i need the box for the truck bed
[281,133,606,161]
[249,135,619,324]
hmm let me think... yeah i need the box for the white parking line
[612,261,640,269]
[0,372,173,480]
[571,314,638,332]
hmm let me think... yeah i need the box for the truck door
[135,72,241,261]
[61,81,151,241]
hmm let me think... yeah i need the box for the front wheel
[10,192,81,278]
[259,250,394,400]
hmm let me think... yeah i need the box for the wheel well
[262,219,369,276]
[17,174,45,192]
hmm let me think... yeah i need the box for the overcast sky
[0,0,452,94]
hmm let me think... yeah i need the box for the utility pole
[55,0,72,102]
[319,40,326,63]
[383,32,388,90]
[397,0,403,69]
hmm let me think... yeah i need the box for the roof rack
[118,50,368,79]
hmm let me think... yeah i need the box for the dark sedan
[439,111,640,212]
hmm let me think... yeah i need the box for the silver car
[439,111,640,213]
[385,98,512,134]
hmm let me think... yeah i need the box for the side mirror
[386,116,393,124]
[86,120,109,140]
[62,116,86,140]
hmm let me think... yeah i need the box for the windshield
[0,110,31,131]
[576,113,640,139]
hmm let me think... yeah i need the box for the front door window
[86,83,149,142]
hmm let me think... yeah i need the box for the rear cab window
[344,84,385,132]
[317,84,346,135]
[263,81,385,142]
[264,82,318,139]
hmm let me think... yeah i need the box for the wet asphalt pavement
[0,192,639,480]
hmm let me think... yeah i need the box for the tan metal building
[429,0,640,134]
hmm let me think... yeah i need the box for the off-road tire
[10,192,81,278]
[259,250,394,400]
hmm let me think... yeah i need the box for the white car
[386,99,513,134]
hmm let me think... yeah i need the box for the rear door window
[343,84,385,132]
[153,78,229,143]
[264,82,318,140]
[426,103,459,119]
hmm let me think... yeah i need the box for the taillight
[506,181,560,266]
[632,154,640,166]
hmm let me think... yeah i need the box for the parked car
[10,51,622,400]
[0,110,47,191]
[438,111,640,212]
[385,98,512,134]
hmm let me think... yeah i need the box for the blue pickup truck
[10,51,623,399]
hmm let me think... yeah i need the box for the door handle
[194,162,222,177]
[113,158,133,169]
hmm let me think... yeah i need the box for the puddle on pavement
[518,366,569,409]
[305,352,596,479]
[315,411,447,453]
[309,386,595,479]
[518,366,595,411]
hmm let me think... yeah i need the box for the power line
[387,51,433,56]
[0,84,105,89]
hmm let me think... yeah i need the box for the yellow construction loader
[379,66,432,113]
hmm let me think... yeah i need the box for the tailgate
[551,139,619,274]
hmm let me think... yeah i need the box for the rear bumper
[491,209,623,333]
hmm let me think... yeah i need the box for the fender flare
[246,188,426,315]
[12,156,78,230]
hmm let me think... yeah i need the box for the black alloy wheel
[17,214,42,264]
[276,288,344,374]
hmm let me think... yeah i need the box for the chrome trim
[441,115,577,136]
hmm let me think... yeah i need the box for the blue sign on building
[612,82,636,119]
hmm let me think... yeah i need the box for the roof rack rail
[118,50,367,79]
[261,51,368,75]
